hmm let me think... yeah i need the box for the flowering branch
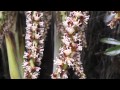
[51,11,89,79]
[23,11,51,79]
[107,11,120,29]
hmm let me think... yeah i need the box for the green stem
[5,33,21,79]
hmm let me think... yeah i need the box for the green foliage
[100,38,120,45]
[100,38,120,56]
[104,46,120,56]
[5,32,21,79]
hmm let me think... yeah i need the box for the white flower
[26,22,32,29]
[66,17,71,22]
[26,30,32,34]
[74,11,81,17]
[35,67,41,72]
[23,52,29,59]
[40,13,43,17]
[22,61,29,68]
[31,52,39,59]
[85,15,90,22]
[51,73,57,79]
[39,39,44,44]
[77,46,82,51]
[59,47,64,52]
[40,52,43,56]
[31,72,39,79]
[64,49,72,56]
[26,11,32,14]
[40,48,44,52]
[33,11,41,21]
[55,58,62,65]
[107,20,116,29]
[57,67,62,73]
[36,58,42,63]
[35,33,40,39]
[39,22,45,27]
[61,36,70,46]
[31,23,38,32]
[26,66,32,72]
[66,27,75,34]
[73,21,79,26]
[62,73,68,79]
[26,17,32,23]
[26,41,32,47]
[32,75,37,79]
[24,72,28,78]
[39,28,45,32]
[72,35,78,42]
[25,34,31,40]
[63,21,68,27]
[66,57,73,66]
[57,75,61,79]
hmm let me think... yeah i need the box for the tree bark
[83,11,120,79]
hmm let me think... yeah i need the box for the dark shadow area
[39,17,54,79]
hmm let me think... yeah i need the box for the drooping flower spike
[23,11,52,79]
[51,11,89,79]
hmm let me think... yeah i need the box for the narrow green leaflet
[100,38,120,45]
[104,45,120,56]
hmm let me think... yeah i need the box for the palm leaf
[100,38,120,45]
[5,32,21,79]
[104,45,120,56]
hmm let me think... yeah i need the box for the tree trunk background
[83,11,120,79]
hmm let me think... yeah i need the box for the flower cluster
[51,11,89,79]
[23,11,51,79]
[107,11,120,29]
